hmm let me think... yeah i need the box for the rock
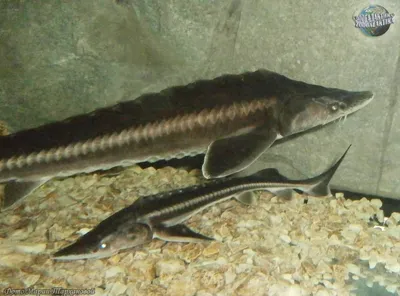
[167,276,197,296]
[202,242,221,257]
[280,234,292,244]
[0,253,32,268]
[15,243,46,254]
[107,282,127,296]
[155,259,185,276]
[370,199,383,209]
[224,268,236,285]
[347,224,363,234]
[105,266,125,278]
[21,273,40,287]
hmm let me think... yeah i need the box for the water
[0,1,399,295]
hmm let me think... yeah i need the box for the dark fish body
[0,70,373,209]
[53,146,350,260]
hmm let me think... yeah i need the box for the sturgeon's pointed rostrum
[53,145,350,260]
[0,70,373,209]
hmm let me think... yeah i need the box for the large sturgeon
[0,70,373,209]
[53,145,350,260]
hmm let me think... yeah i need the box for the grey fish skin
[0,69,373,209]
[52,146,350,261]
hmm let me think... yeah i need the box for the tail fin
[302,145,351,197]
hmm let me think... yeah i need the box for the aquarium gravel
[0,165,399,296]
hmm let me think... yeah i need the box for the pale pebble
[21,273,40,287]
[390,212,400,223]
[224,269,236,285]
[108,282,127,296]
[0,253,32,267]
[281,273,294,284]
[386,284,398,294]
[155,259,185,276]
[105,266,125,278]
[280,234,291,244]
[348,224,363,233]
[315,289,330,296]
[15,243,46,254]
[370,199,382,209]
[347,264,361,276]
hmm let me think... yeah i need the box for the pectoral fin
[2,180,48,210]
[203,125,278,178]
[153,224,214,243]
[269,188,295,200]
[235,191,257,205]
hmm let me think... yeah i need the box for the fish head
[52,222,153,260]
[278,86,374,137]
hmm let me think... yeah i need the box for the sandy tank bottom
[0,164,399,296]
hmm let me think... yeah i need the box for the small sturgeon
[0,70,373,209]
[53,146,350,260]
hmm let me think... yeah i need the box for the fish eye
[330,102,346,112]
[99,243,108,250]
[330,103,339,112]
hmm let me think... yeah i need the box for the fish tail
[302,144,351,197]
